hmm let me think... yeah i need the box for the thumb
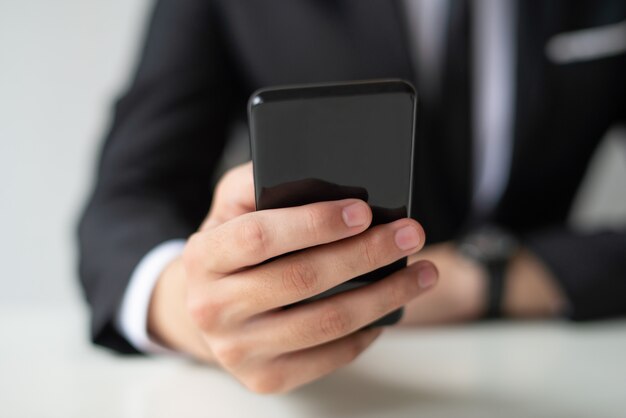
[200,161,256,231]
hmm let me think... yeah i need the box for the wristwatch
[457,225,519,319]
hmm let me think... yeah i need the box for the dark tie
[411,0,473,242]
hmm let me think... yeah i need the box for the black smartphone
[248,79,416,326]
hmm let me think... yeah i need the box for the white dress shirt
[116,0,517,353]
[115,239,184,353]
[471,0,517,216]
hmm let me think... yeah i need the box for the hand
[400,243,487,325]
[148,162,439,393]
[400,242,567,326]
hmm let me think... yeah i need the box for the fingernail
[394,225,421,250]
[342,202,369,228]
[416,264,438,289]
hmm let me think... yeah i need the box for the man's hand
[400,244,487,325]
[148,162,438,393]
[400,243,567,325]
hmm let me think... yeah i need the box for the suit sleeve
[77,0,236,353]
[524,226,626,321]
[522,75,626,321]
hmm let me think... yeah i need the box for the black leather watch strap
[484,259,508,319]
[457,225,519,320]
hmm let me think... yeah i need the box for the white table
[2,305,625,418]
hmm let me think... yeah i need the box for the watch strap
[484,259,507,319]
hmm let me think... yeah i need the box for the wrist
[148,256,215,363]
[502,248,567,318]
[457,226,519,319]
[452,251,489,320]
[403,245,487,324]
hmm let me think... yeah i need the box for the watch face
[459,226,519,262]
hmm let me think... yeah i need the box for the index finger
[190,198,373,274]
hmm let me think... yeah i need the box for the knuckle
[302,206,326,241]
[212,340,248,370]
[240,216,270,256]
[359,232,385,268]
[281,259,319,297]
[319,304,351,339]
[184,232,221,273]
[186,294,226,331]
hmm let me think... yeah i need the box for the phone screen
[248,80,416,326]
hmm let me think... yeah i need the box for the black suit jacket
[78,0,626,353]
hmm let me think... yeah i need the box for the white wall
[0,0,624,309]
[0,0,151,306]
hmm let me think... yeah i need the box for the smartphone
[248,79,417,326]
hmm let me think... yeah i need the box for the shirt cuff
[115,239,186,354]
